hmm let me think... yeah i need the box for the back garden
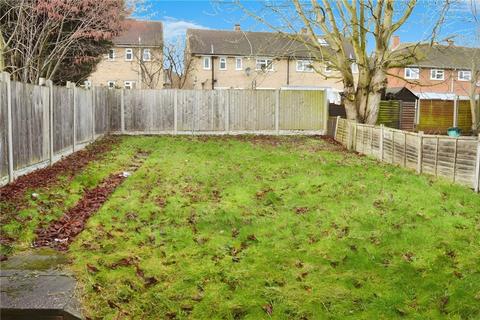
[1,135,479,319]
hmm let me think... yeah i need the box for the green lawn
[2,136,480,319]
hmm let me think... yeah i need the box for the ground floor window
[107,81,116,88]
[124,81,135,89]
[256,58,273,71]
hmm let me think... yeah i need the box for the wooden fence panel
[400,101,416,131]
[377,100,400,129]
[95,87,109,135]
[229,90,276,131]
[0,82,8,180]
[177,90,225,132]
[334,118,480,191]
[75,87,93,143]
[11,81,49,170]
[457,101,473,134]
[279,90,325,131]
[52,86,73,153]
[108,89,122,132]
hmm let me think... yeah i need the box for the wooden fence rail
[0,74,328,186]
[334,117,480,192]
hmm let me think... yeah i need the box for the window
[107,81,116,88]
[351,62,359,74]
[255,58,273,71]
[203,56,211,70]
[235,57,243,70]
[296,60,314,72]
[219,57,227,70]
[125,48,133,61]
[124,81,135,89]
[324,62,333,73]
[318,38,328,46]
[143,49,151,61]
[107,49,115,61]
[404,67,420,80]
[430,69,444,80]
[458,70,471,81]
[84,80,91,88]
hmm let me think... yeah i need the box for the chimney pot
[392,35,400,49]
[234,24,241,31]
[300,27,308,34]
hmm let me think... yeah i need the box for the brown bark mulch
[34,172,126,251]
[34,151,149,251]
[0,136,120,202]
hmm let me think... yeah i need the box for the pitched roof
[392,43,480,70]
[114,19,163,47]
[186,29,353,60]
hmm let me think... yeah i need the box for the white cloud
[163,16,209,40]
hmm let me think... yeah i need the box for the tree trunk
[0,31,5,72]
[343,84,358,121]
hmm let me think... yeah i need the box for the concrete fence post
[275,89,280,135]
[67,82,77,152]
[1,72,13,182]
[173,89,178,135]
[91,86,96,140]
[45,79,54,165]
[120,89,125,133]
[334,116,340,140]
[474,134,480,193]
[417,131,423,174]
[380,124,384,161]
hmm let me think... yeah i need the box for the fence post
[173,89,178,135]
[68,82,77,152]
[334,116,340,140]
[417,131,423,174]
[353,122,358,151]
[380,124,384,161]
[453,96,458,127]
[275,89,280,135]
[1,72,14,183]
[91,86,96,140]
[120,89,125,133]
[452,137,458,182]
[474,134,480,193]
[224,90,230,134]
[46,79,54,165]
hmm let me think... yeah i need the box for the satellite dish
[245,67,251,77]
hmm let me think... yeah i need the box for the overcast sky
[134,0,479,47]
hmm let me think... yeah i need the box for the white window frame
[351,62,359,74]
[142,48,151,61]
[107,81,116,89]
[125,48,133,61]
[296,60,314,72]
[458,70,471,81]
[404,67,420,80]
[124,81,135,89]
[235,57,243,70]
[203,56,211,70]
[255,58,273,71]
[107,49,115,61]
[219,57,227,70]
[324,62,333,74]
[430,69,444,81]
[318,38,328,46]
[84,80,92,88]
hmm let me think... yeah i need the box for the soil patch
[0,136,120,202]
[34,151,148,251]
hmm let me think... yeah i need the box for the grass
[3,135,480,319]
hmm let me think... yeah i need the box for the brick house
[88,19,164,89]
[184,25,356,96]
[387,38,480,99]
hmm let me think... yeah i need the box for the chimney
[391,35,400,49]
[300,27,308,34]
[234,24,241,31]
[446,39,454,46]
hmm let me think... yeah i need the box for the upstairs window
[143,49,151,61]
[124,81,135,89]
[458,70,471,81]
[318,38,328,46]
[219,57,227,70]
[324,62,333,73]
[351,62,359,74]
[107,81,116,88]
[107,49,115,61]
[203,56,211,70]
[296,60,314,72]
[125,48,133,61]
[256,58,273,71]
[404,67,419,80]
[235,57,243,70]
[430,69,444,80]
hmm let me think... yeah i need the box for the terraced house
[184,25,356,97]
[88,19,164,89]
[387,38,480,99]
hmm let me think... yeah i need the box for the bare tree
[233,0,449,124]
[467,0,480,133]
[0,0,126,84]
[164,39,193,89]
